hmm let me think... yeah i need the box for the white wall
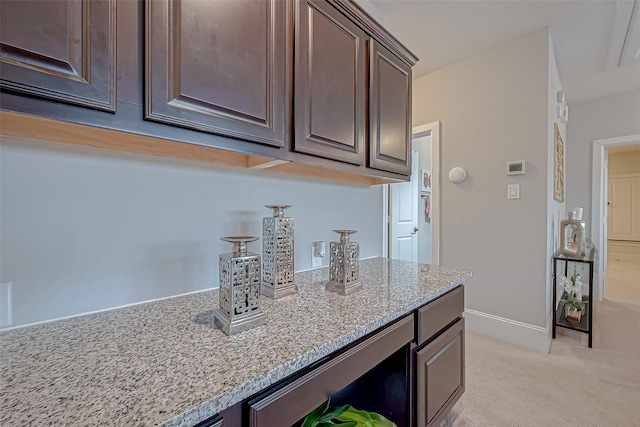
[0,138,384,327]
[566,89,640,232]
[412,29,554,351]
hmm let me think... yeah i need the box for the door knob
[411,227,419,234]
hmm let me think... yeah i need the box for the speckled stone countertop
[0,257,472,427]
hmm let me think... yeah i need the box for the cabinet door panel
[294,0,366,165]
[416,319,464,427]
[608,177,640,240]
[0,0,116,112]
[369,41,411,175]
[146,0,289,147]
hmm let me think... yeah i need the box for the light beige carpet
[606,260,640,306]
[443,287,640,425]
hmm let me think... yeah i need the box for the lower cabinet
[414,319,465,427]
[197,286,465,427]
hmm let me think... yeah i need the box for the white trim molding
[464,309,552,353]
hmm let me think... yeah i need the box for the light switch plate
[507,184,520,199]
[311,248,323,268]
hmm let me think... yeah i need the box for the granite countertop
[0,257,472,427]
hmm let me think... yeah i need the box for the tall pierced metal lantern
[261,205,297,298]
[326,229,362,295]
[213,236,266,335]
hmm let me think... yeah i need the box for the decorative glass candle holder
[326,229,362,295]
[213,236,266,335]
[559,211,586,258]
[262,205,297,299]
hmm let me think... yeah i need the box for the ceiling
[369,0,640,104]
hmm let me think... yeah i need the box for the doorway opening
[383,122,440,264]
[591,134,640,302]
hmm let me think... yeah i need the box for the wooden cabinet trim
[248,314,414,427]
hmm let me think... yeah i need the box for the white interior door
[390,152,419,261]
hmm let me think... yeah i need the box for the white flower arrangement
[559,272,585,322]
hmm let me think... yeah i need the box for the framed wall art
[420,169,432,193]
[553,122,564,202]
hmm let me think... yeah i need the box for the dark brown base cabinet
[414,319,465,427]
[1,0,418,184]
[203,287,465,427]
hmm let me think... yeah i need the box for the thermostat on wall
[506,160,525,175]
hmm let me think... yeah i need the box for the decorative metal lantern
[261,205,297,299]
[213,236,266,335]
[326,229,362,295]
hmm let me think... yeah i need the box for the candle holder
[213,236,266,335]
[326,229,362,295]
[262,205,297,299]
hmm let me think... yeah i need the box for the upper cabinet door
[369,41,412,176]
[146,0,290,148]
[0,0,117,112]
[294,0,366,165]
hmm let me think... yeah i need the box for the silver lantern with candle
[261,205,297,299]
[326,229,362,295]
[213,236,266,335]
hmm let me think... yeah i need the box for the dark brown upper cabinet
[145,0,290,148]
[369,40,412,176]
[0,0,117,112]
[293,0,367,165]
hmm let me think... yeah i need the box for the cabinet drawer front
[416,318,465,427]
[417,286,463,346]
[249,314,414,427]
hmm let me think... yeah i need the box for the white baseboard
[464,309,551,353]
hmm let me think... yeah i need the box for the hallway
[606,259,640,306]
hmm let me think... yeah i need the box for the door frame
[383,121,441,264]
[591,133,640,301]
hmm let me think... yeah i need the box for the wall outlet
[0,282,13,328]
[311,247,323,268]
